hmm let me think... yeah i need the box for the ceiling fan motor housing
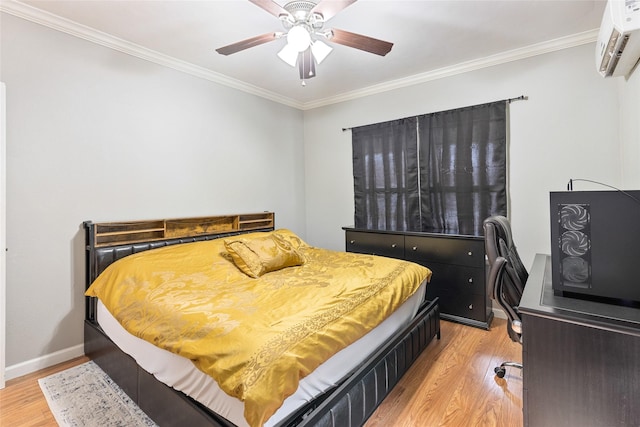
[281,1,325,30]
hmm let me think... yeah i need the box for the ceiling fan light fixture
[287,25,311,52]
[300,49,316,81]
[311,40,332,64]
[216,0,393,84]
[277,43,299,67]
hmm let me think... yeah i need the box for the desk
[519,254,640,427]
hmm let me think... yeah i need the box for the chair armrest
[487,256,507,301]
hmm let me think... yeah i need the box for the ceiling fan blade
[299,49,316,80]
[328,28,393,56]
[216,32,280,56]
[248,0,290,18]
[310,0,358,21]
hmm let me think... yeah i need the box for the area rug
[38,361,157,427]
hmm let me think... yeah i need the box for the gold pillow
[224,232,305,278]
[273,229,309,250]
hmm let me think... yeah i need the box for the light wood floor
[0,355,90,427]
[0,319,522,427]
[365,318,523,427]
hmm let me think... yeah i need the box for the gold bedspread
[86,230,431,426]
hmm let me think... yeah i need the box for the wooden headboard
[84,212,274,321]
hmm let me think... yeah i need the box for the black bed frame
[83,220,440,427]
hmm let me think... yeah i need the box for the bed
[83,213,440,427]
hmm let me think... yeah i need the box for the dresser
[343,227,493,329]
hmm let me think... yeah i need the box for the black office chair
[483,215,528,378]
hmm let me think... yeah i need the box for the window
[352,118,420,231]
[352,101,507,236]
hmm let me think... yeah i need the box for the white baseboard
[492,307,507,320]
[5,344,84,381]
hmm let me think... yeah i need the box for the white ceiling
[3,0,607,109]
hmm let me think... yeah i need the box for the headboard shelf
[89,212,274,247]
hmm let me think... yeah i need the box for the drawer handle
[467,251,473,256]
[412,246,417,251]
[468,304,473,310]
[391,244,397,248]
[350,240,355,244]
[468,278,473,283]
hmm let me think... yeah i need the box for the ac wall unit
[596,0,640,77]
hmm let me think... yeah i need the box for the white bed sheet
[96,281,426,427]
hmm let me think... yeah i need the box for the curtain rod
[341,95,528,132]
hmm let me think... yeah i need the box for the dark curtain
[418,101,507,235]
[352,118,420,231]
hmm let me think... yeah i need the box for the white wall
[0,14,306,373]
[303,43,625,271]
[620,66,640,187]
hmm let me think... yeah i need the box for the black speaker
[550,190,640,305]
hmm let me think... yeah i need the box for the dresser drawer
[405,235,484,268]
[423,262,486,295]
[345,231,404,259]
[426,287,488,322]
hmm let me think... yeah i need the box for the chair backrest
[483,215,528,343]
[483,215,528,291]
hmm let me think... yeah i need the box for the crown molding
[0,0,305,109]
[1,0,598,111]
[301,29,599,110]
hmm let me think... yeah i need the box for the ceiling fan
[216,0,393,83]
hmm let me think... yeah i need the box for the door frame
[1,82,7,389]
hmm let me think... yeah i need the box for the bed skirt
[84,297,440,427]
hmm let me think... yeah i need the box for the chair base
[494,361,523,379]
